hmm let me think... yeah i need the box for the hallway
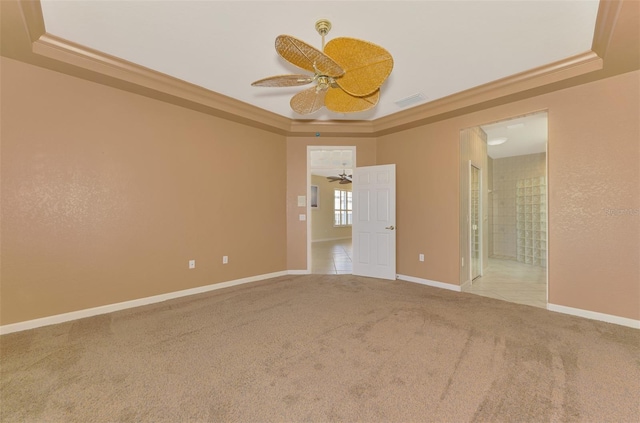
[311,239,352,275]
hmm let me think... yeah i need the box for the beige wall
[0,57,288,325]
[492,153,547,260]
[1,60,638,326]
[310,175,352,242]
[286,137,376,271]
[377,70,639,321]
[546,71,638,319]
[377,121,461,285]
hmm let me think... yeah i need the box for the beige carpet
[1,274,639,422]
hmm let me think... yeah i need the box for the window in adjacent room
[334,189,352,226]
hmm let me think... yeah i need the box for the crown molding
[592,0,623,58]
[288,119,376,138]
[372,51,603,136]
[28,30,603,139]
[8,0,630,138]
[17,0,45,43]
[32,33,292,134]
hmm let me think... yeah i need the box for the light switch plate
[299,214,306,221]
[297,196,306,207]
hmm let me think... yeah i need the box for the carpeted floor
[1,274,639,422]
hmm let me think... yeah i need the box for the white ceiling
[483,111,548,159]
[40,0,600,123]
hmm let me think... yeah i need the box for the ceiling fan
[327,170,352,184]
[251,19,393,115]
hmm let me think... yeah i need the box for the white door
[352,164,396,280]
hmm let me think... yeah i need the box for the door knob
[385,225,395,230]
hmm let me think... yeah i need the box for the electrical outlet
[189,259,196,269]
[419,254,425,262]
[222,256,228,264]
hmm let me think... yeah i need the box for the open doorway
[308,148,355,274]
[460,111,548,308]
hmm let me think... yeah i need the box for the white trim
[0,271,288,335]
[6,271,636,335]
[547,303,640,329]
[397,277,639,329]
[397,274,462,292]
[287,269,311,275]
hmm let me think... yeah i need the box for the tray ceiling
[39,0,600,122]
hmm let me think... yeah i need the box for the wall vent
[394,92,427,108]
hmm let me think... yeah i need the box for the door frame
[469,162,482,282]
[306,146,356,273]
[459,110,549,305]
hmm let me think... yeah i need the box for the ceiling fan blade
[339,179,352,184]
[290,86,326,115]
[251,74,314,87]
[276,35,344,77]
[325,87,380,113]
[324,37,393,97]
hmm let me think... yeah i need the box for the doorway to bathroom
[460,111,548,308]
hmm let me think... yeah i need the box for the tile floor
[464,258,547,308]
[312,242,547,309]
[311,238,353,274]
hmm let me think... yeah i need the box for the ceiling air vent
[394,92,427,108]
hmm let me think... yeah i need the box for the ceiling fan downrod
[315,19,331,50]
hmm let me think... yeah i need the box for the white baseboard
[6,273,636,335]
[547,303,640,329]
[287,269,310,275]
[0,271,289,335]
[397,274,462,292]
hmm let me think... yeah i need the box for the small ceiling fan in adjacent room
[251,19,393,115]
[327,170,352,184]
